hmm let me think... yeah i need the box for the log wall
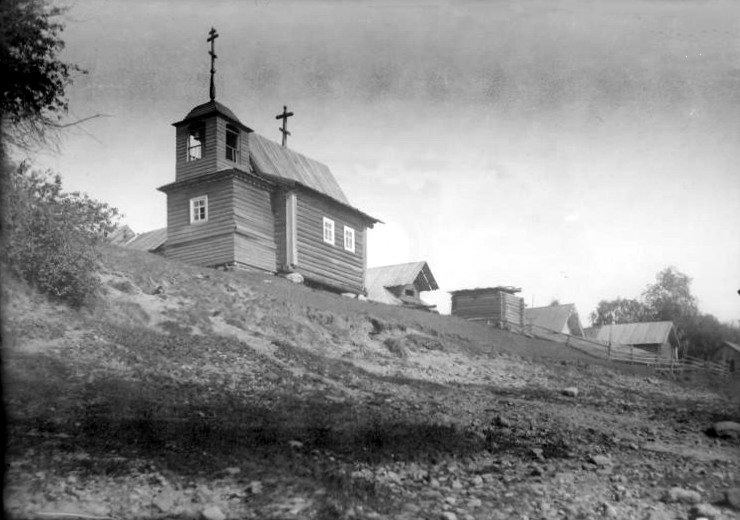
[165,177,235,266]
[232,177,276,272]
[451,290,524,328]
[175,118,218,183]
[294,189,367,293]
[175,116,251,183]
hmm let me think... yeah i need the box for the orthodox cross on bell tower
[207,27,219,101]
[275,105,294,147]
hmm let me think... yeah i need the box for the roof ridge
[368,261,426,270]
[249,132,329,167]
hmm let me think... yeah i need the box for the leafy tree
[589,297,651,326]
[1,161,119,307]
[590,266,736,357]
[0,0,84,149]
[642,266,698,325]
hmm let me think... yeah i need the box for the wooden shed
[524,304,584,337]
[592,321,680,360]
[712,341,740,373]
[365,261,438,311]
[450,286,524,329]
[155,54,380,294]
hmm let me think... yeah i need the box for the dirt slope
[2,245,739,520]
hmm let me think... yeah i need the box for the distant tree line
[590,267,740,358]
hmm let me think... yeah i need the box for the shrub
[1,161,119,307]
[383,337,409,358]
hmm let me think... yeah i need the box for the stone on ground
[201,505,226,520]
[689,503,721,519]
[663,487,702,504]
[725,487,740,510]
[283,273,304,284]
[708,421,740,439]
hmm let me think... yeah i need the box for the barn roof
[107,225,135,246]
[365,262,438,307]
[594,321,675,346]
[366,261,438,292]
[524,304,578,332]
[449,286,522,296]
[723,341,740,353]
[125,228,167,252]
[248,133,350,205]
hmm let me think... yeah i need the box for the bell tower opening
[187,123,205,162]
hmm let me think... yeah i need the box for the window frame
[343,225,355,253]
[190,195,208,224]
[225,124,240,163]
[187,123,205,162]
[322,217,335,245]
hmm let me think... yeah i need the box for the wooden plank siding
[294,190,366,293]
[175,117,251,183]
[166,234,234,266]
[286,192,298,269]
[451,290,524,328]
[164,173,277,270]
[175,119,218,183]
[272,190,287,271]
[232,177,276,272]
[215,117,251,173]
[166,177,234,250]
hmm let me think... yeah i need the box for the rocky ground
[2,246,739,520]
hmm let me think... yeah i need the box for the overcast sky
[33,0,740,321]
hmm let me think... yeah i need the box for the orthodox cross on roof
[275,105,294,147]
[207,27,219,101]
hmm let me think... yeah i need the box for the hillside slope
[3,246,739,520]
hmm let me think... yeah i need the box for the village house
[524,303,585,337]
[365,261,438,311]
[130,29,380,295]
[587,321,681,360]
[712,341,740,373]
[450,286,524,330]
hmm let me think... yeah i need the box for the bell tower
[158,28,263,269]
[170,28,252,182]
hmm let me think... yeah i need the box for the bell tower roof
[172,99,252,133]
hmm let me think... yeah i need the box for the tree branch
[49,113,112,128]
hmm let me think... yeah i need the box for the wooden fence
[525,324,730,377]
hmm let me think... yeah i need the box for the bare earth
[2,246,739,520]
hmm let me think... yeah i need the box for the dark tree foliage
[590,266,737,358]
[589,297,651,326]
[642,267,698,324]
[1,162,119,307]
[0,0,83,147]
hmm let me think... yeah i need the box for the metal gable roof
[248,133,350,205]
[366,286,403,306]
[524,304,578,332]
[125,228,167,252]
[594,321,675,346]
[366,262,439,292]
